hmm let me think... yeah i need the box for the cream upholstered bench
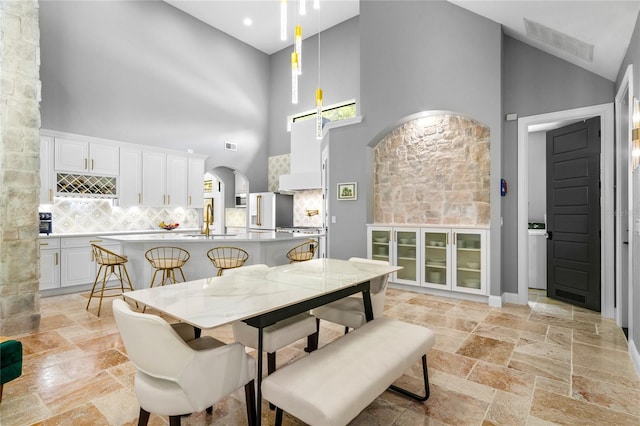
[262,317,435,426]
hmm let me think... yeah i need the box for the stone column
[0,0,42,335]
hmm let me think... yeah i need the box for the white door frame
[615,64,634,329]
[517,103,615,317]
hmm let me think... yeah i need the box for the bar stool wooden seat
[286,239,318,263]
[207,247,249,276]
[144,246,190,288]
[87,244,135,316]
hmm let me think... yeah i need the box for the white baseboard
[502,292,520,304]
[488,295,502,307]
[630,337,640,378]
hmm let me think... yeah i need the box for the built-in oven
[39,212,52,235]
[235,194,247,208]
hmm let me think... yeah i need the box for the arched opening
[372,112,490,226]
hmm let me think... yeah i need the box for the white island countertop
[101,231,325,289]
[100,231,323,243]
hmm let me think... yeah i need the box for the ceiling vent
[524,18,594,62]
[224,141,237,151]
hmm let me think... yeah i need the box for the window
[287,100,356,131]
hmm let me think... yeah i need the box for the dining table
[122,258,401,424]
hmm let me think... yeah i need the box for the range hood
[279,119,322,191]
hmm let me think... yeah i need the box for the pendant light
[315,5,323,139]
[300,0,306,15]
[291,51,299,104]
[295,24,302,75]
[280,0,287,41]
[315,87,323,139]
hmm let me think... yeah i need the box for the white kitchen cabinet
[235,171,247,195]
[40,136,55,204]
[119,147,143,206]
[452,230,487,295]
[54,137,119,175]
[60,237,120,288]
[142,151,189,207]
[369,225,489,296]
[367,226,420,286]
[187,157,205,208]
[421,228,452,290]
[39,238,60,290]
[142,151,167,206]
[166,154,188,207]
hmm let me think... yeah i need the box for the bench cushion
[262,317,435,426]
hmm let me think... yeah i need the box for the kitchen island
[101,231,323,289]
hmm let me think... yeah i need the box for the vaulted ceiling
[165,0,639,82]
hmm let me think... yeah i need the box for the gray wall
[502,36,614,293]
[327,1,503,297]
[527,131,546,222]
[268,17,360,156]
[39,0,271,191]
[616,10,640,373]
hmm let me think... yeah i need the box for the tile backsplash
[293,189,323,227]
[43,190,324,234]
[42,199,199,234]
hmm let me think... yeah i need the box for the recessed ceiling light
[243,17,253,27]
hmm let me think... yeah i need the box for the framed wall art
[337,182,357,200]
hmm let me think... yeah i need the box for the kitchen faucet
[202,203,213,236]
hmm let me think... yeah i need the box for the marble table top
[123,258,400,329]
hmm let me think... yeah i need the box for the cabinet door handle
[138,193,141,204]
[49,189,53,201]
[91,159,94,170]
[453,232,457,245]
[55,253,59,265]
[168,195,171,205]
[90,239,102,243]
[446,233,449,245]
[84,158,88,170]
[40,242,48,246]
[189,195,192,206]
[163,195,166,204]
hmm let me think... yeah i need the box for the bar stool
[206,247,249,276]
[87,244,136,316]
[286,239,318,263]
[144,246,190,288]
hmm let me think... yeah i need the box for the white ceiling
[165,0,639,82]
[165,0,359,55]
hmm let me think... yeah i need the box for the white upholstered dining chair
[112,299,257,426]
[224,264,319,375]
[311,257,391,334]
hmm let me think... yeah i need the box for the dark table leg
[256,326,264,424]
[362,281,374,321]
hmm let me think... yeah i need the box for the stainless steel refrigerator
[249,192,293,231]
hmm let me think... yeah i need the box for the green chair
[0,338,23,403]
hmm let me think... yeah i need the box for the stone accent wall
[0,0,42,335]
[374,114,490,225]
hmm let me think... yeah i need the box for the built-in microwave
[235,194,247,208]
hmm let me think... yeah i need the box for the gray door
[546,117,601,311]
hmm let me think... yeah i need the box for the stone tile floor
[1,288,638,425]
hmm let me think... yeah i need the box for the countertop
[38,228,201,239]
[99,231,324,243]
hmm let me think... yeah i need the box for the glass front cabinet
[421,228,451,290]
[369,226,488,295]
[452,230,487,295]
[367,226,420,286]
